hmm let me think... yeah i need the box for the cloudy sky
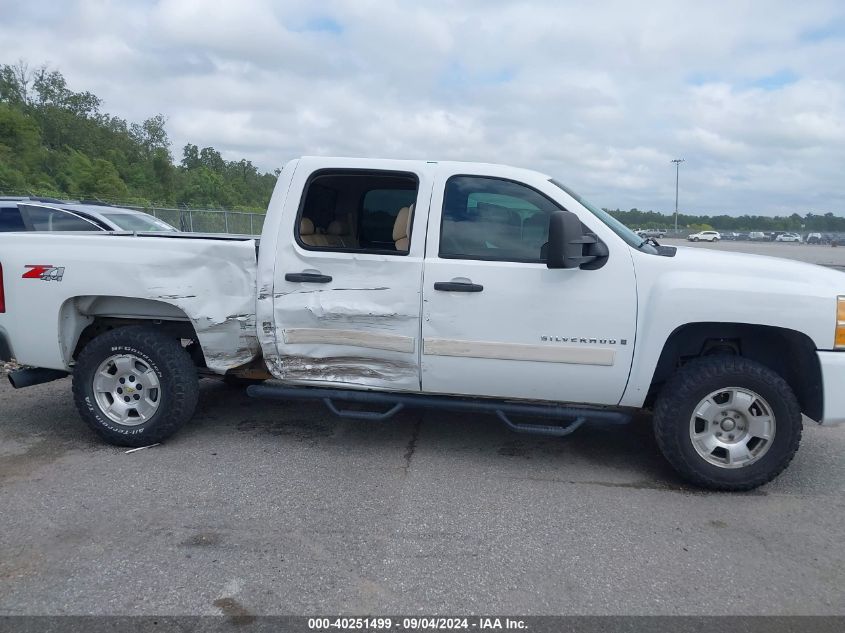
[2,0,844,216]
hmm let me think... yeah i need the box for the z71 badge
[22,265,65,282]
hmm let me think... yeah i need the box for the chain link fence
[118,205,266,236]
[0,192,267,236]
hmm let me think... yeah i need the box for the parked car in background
[636,228,666,239]
[721,232,740,241]
[735,232,750,241]
[687,230,721,242]
[0,196,64,231]
[24,202,178,232]
[806,232,823,244]
[0,198,178,233]
[775,232,802,243]
[749,231,768,241]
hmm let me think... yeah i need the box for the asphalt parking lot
[662,237,845,268]
[1,240,844,616]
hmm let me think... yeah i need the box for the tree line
[0,61,277,210]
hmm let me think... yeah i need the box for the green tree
[0,60,281,210]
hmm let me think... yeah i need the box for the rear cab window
[295,170,418,255]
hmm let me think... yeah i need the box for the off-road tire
[72,326,199,447]
[653,356,802,491]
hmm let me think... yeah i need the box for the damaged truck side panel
[0,233,259,373]
[256,157,435,392]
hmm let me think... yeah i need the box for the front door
[272,162,433,392]
[421,171,637,405]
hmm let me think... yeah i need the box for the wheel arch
[59,296,204,367]
[647,322,822,421]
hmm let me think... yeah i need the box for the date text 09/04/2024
[307,617,527,630]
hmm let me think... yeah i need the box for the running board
[246,384,630,438]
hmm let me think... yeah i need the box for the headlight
[836,296,845,349]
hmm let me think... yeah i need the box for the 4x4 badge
[22,265,65,282]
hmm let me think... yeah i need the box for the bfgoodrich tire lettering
[653,355,802,491]
[72,326,199,447]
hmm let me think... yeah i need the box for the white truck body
[0,234,259,373]
[1,157,844,488]
[2,156,844,417]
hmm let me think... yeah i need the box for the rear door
[270,160,433,392]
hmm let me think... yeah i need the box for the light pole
[671,158,685,232]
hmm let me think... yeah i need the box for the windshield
[102,212,177,232]
[549,179,657,254]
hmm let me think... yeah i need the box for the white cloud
[2,0,844,215]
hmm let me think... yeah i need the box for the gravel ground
[1,377,844,616]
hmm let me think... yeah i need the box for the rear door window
[296,171,418,254]
[360,189,418,250]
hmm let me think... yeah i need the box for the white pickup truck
[2,157,844,490]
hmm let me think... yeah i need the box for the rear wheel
[653,356,802,491]
[72,326,199,447]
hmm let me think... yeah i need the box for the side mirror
[546,211,609,269]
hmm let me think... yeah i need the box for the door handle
[434,281,483,292]
[285,272,333,283]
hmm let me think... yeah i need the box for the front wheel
[653,356,802,491]
[692,237,699,242]
[72,326,199,447]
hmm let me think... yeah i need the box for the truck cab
[255,158,637,407]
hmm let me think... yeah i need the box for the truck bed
[0,232,260,373]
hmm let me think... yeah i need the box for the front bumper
[817,351,845,426]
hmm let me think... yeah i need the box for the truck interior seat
[300,217,329,246]
[476,202,521,227]
[522,211,549,256]
[393,204,414,251]
[327,218,354,248]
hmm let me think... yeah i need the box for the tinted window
[0,206,26,232]
[297,171,418,254]
[102,212,177,231]
[439,176,560,262]
[22,207,100,231]
[549,179,649,251]
[360,189,417,249]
